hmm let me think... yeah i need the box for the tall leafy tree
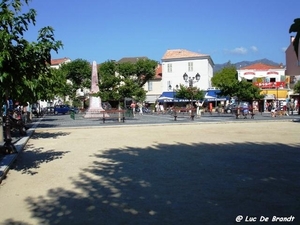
[175,84,204,101]
[0,0,63,144]
[294,80,300,94]
[57,59,91,102]
[60,58,91,89]
[289,18,300,59]
[0,0,63,102]
[212,63,262,101]
[98,59,156,105]
[135,58,158,87]
[211,62,238,97]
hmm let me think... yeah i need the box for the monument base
[84,96,108,118]
[84,109,109,118]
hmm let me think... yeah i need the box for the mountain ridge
[214,58,282,73]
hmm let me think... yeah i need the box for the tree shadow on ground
[11,145,70,175]
[4,142,300,225]
[30,131,70,139]
[9,131,71,175]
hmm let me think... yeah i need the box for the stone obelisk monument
[84,61,104,118]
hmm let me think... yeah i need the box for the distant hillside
[214,58,282,73]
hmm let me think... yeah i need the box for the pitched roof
[162,49,208,60]
[154,64,162,79]
[240,62,283,70]
[51,57,70,65]
[118,57,148,63]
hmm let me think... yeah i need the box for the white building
[161,49,214,92]
[237,62,288,104]
[143,64,162,103]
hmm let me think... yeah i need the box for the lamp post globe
[182,73,201,120]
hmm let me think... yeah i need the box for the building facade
[237,62,288,110]
[161,49,214,92]
[143,64,162,103]
[285,36,300,86]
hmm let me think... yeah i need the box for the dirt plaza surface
[0,121,299,225]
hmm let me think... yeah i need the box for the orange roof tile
[240,63,283,70]
[162,49,208,60]
[154,64,162,79]
[51,57,70,65]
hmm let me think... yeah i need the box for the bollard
[70,111,75,120]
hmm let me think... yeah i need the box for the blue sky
[23,0,300,64]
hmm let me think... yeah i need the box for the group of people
[154,101,205,117]
[2,100,30,137]
[266,99,298,117]
[130,102,144,116]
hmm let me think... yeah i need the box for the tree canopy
[60,58,91,89]
[212,63,263,101]
[98,59,157,104]
[293,80,300,94]
[175,84,204,101]
[0,0,63,103]
[289,18,300,59]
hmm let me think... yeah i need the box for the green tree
[289,18,300,59]
[0,0,63,102]
[175,84,204,102]
[135,58,158,87]
[211,63,238,97]
[0,0,62,144]
[56,58,91,102]
[60,58,92,89]
[48,67,73,101]
[212,64,263,101]
[98,59,156,105]
[234,80,263,101]
[293,80,300,93]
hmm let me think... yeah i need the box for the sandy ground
[0,121,299,225]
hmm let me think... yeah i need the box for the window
[148,81,153,91]
[167,63,172,72]
[270,78,276,82]
[188,62,193,72]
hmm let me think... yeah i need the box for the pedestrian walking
[130,102,136,117]
[195,101,203,118]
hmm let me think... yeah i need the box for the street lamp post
[183,73,201,120]
[276,87,279,108]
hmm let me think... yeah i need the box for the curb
[0,119,41,184]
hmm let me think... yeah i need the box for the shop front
[261,89,289,111]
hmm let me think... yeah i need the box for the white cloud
[228,47,248,55]
[250,46,258,52]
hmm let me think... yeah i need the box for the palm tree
[289,18,300,59]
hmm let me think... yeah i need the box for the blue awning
[204,89,228,102]
[157,92,190,103]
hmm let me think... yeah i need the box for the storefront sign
[267,71,279,75]
[244,72,255,75]
[253,81,285,88]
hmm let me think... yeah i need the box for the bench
[235,108,255,119]
[172,108,196,121]
[101,110,126,123]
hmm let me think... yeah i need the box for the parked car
[225,102,250,114]
[54,105,71,115]
[225,103,238,113]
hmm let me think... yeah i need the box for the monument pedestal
[84,61,108,118]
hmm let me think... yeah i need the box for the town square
[1,0,300,224]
